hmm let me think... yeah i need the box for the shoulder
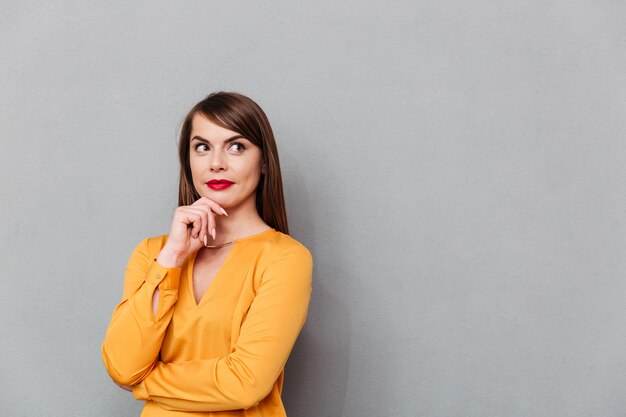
[258,231,314,284]
[129,234,169,261]
[256,229,313,264]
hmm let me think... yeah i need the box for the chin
[204,194,254,212]
[201,193,231,207]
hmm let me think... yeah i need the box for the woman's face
[189,113,264,211]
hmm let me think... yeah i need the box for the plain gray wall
[2,1,626,416]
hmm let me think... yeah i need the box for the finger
[177,207,203,239]
[193,197,228,216]
[198,208,208,243]
[189,215,202,239]
[195,206,210,244]
[207,207,216,241]
[183,207,208,241]
[191,205,214,243]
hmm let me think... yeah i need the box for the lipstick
[207,179,234,190]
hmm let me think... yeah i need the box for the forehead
[190,113,241,140]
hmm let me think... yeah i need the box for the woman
[102,92,313,416]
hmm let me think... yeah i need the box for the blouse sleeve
[130,244,313,412]
[101,237,182,386]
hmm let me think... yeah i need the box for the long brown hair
[177,92,289,234]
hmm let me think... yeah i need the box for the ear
[261,158,266,174]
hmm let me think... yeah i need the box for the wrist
[156,248,185,268]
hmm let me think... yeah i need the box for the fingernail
[203,235,208,246]
[221,208,228,216]
[211,228,216,240]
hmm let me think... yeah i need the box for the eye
[194,143,209,153]
[228,142,246,153]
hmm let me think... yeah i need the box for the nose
[209,149,227,172]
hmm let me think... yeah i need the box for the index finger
[192,197,228,216]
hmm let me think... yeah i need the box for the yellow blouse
[102,228,313,416]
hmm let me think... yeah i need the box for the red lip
[207,179,234,190]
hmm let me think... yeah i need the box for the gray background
[1,1,625,416]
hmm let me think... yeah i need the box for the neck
[212,199,269,244]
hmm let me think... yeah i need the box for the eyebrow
[191,134,247,144]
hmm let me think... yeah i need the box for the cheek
[238,156,263,182]
[189,158,203,182]
[248,164,263,185]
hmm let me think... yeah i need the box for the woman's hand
[157,197,228,268]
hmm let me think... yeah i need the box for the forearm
[102,261,182,386]
[132,247,313,412]
[132,358,266,411]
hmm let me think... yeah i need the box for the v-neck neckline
[186,227,275,307]
[188,244,236,307]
